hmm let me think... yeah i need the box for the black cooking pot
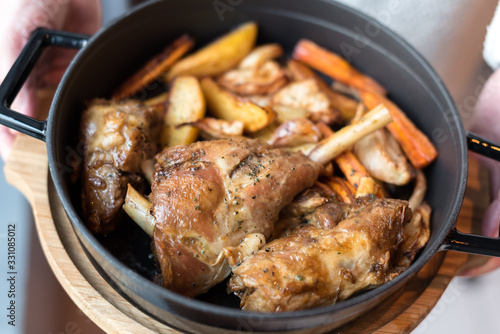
[2,0,500,332]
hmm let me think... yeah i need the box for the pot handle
[440,131,500,257]
[0,28,89,141]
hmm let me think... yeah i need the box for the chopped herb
[194,205,201,210]
[263,269,269,273]
[177,251,181,256]
[296,275,303,281]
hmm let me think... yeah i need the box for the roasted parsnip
[308,104,392,165]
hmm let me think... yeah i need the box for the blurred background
[0,0,499,333]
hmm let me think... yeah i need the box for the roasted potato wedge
[166,22,258,80]
[201,77,275,132]
[239,43,283,69]
[161,76,206,147]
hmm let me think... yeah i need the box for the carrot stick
[113,34,194,99]
[324,176,356,204]
[293,39,386,96]
[360,90,437,169]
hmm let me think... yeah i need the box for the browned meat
[271,183,350,238]
[80,99,160,234]
[150,138,321,297]
[227,197,411,312]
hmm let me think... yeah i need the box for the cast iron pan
[2,0,500,332]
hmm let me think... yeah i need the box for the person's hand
[463,67,500,276]
[0,0,101,160]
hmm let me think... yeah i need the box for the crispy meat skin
[150,138,321,297]
[80,99,160,234]
[272,183,351,238]
[228,197,411,312]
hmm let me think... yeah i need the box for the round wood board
[4,133,489,334]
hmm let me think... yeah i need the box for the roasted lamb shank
[149,138,321,297]
[80,99,160,234]
[226,196,414,312]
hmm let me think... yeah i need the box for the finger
[65,0,102,35]
[460,256,500,277]
[481,195,500,237]
[0,126,15,161]
[468,69,500,142]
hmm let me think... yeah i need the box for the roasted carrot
[360,90,437,169]
[335,151,372,189]
[324,176,356,204]
[293,39,386,96]
[113,34,194,100]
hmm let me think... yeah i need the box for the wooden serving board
[4,133,489,334]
